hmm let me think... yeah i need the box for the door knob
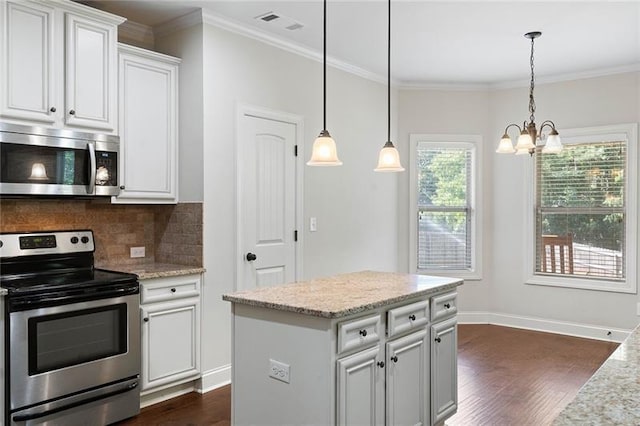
[246,252,257,261]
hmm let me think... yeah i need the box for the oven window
[28,304,127,375]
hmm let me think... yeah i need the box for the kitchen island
[554,323,640,425]
[223,271,463,425]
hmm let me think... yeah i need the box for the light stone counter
[223,270,463,318]
[96,262,205,280]
[554,324,640,425]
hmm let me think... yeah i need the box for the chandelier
[496,31,562,156]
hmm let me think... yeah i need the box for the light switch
[310,217,317,232]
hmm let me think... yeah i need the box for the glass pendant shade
[542,130,563,154]
[375,142,404,172]
[496,134,516,153]
[307,130,342,166]
[28,162,48,180]
[515,130,535,151]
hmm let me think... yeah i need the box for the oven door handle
[87,141,96,195]
[12,380,139,422]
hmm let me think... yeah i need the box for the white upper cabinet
[113,44,179,204]
[0,0,124,133]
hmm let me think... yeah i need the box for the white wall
[159,17,399,384]
[398,72,640,332]
[156,25,204,203]
[397,89,492,313]
[490,72,640,330]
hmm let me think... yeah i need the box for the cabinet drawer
[141,275,201,304]
[337,314,381,355]
[387,299,429,338]
[431,292,457,322]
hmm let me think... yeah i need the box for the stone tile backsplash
[0,200,202,266]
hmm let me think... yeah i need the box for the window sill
[526,274,635,294]
[416,270,481,281]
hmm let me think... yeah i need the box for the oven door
[8,292,140,411]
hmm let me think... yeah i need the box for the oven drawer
[140,274,201,304]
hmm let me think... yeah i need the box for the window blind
[416,146,472,270]
[535,141,626,280]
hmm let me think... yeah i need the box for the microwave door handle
[87,141,96,195]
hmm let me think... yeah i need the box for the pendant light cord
[387,0,391,143]
[323,0,327,131]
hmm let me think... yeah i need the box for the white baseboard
[458,310,631,343]
[140,382,196,408]
[197,364,232,394]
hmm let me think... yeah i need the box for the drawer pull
[359,329,367,337]
[377,361,385,368]
[143,317,149,322]
[408,314,416,321]
[170,288,176,293]
[435,336,442,343]
[69,109,75,115]
[444,303,451,309]
[49,106,56,112]
[391,355,398,363]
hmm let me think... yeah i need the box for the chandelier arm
[503,123,523,136]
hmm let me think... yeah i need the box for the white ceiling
[85,1,640,87]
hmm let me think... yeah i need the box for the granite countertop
[554,324,640,425]
[96,262,205,280]
[222,270,463,318]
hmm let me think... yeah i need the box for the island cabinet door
[431,317,458,424]
[336,345,385,426]
[386,328,430,426]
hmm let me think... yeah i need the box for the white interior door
[239,112,298,289]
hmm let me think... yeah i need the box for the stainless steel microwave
[0,123,120,196]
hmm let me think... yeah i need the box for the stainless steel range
[0,230,141,425]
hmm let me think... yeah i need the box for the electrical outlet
[269,359,290,383]
[637,302,640,316]
[130,246,145,258]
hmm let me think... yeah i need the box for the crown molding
[491,63,640,90]
[200,10,386,85]
[152,8,640,91]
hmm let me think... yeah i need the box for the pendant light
[307,0,342,166]
[496,31,562,156]
[375,0,404,172]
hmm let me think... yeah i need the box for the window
[409,135,481,279]
[527,124,638,293]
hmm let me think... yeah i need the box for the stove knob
[81,236,89,244]
[70,237,79,244]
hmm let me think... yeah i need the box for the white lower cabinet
[140,274,201,393]
[431,317,458,424]
[231,290,458,425]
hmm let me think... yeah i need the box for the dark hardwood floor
[118,324,618,426]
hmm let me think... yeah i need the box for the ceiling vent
[255,11,304,31]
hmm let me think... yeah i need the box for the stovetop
[0,268,138,295]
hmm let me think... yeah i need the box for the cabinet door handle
[408,314,416,321]
[444,303,451,309]
[391,355,398,363]
[246,252,257,262]
[377,361,385,368]
[359,329,367,337]
[49,106,56,112]
[119,185,125,190]
[69,109,76,115]
[170,288,176,293]
[435,336,441,343]
[143,317,149,322]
